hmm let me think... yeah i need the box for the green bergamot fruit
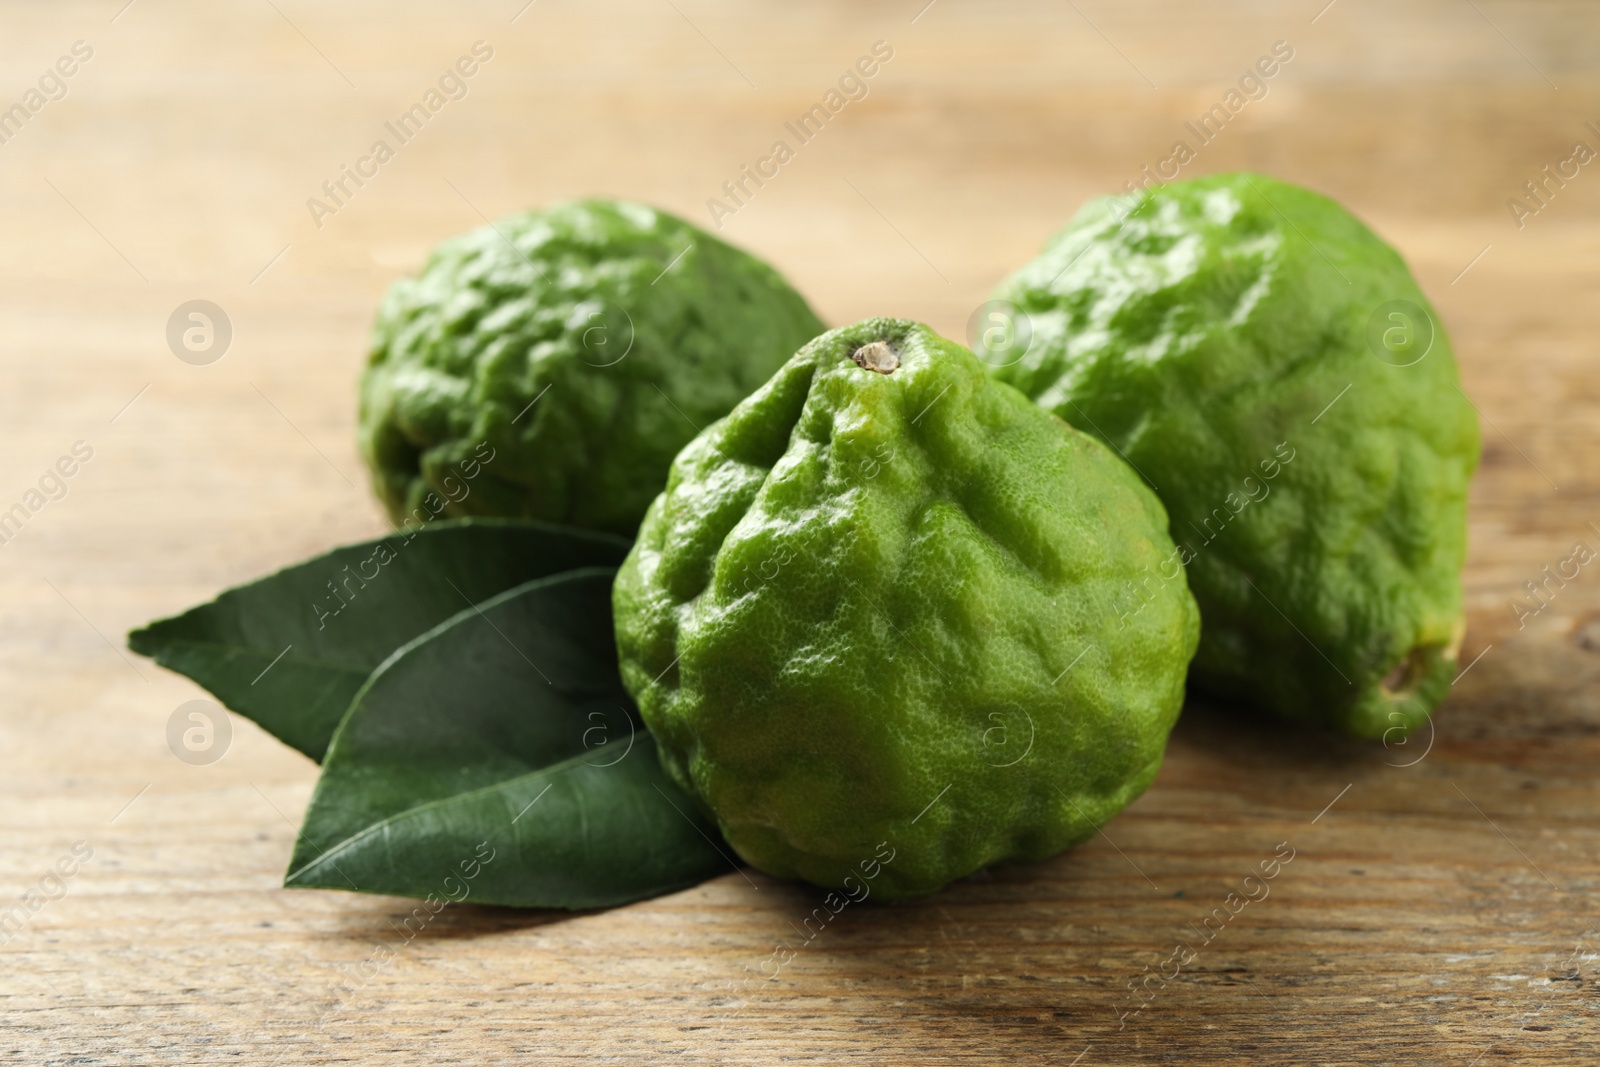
[990,172,1480,740]
[613,318,1200,898]
[359,199,825,537]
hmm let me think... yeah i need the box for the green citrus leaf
[127,519,630,761]
[285,569,733,909]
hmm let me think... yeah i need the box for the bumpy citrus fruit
[613,318,1199,898]
[990,173,1480,739]
[359,199,824,537]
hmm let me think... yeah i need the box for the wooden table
[4,1,1596,1062]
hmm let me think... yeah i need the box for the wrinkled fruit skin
[991,173,1480,739]
[613,319,1199,898]
[359,199,824,537]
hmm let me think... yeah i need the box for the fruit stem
[851,341,899,374]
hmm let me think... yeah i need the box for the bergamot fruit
[359,199,825,537]
[990,172,1480,740]
[613,318,1199,898]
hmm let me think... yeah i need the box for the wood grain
[2,1,1597,1063]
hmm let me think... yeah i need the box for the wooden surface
[4,1,1598,1063]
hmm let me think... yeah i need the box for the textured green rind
[990,172,1480,739]
[613,318,1200,899]
[359,199,826,537]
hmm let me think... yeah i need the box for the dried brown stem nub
[1381,647,1429,698]
[851,341,899,374]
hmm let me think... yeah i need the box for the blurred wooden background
[2,1,1597,1063]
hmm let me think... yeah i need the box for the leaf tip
[126,623,158,657]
